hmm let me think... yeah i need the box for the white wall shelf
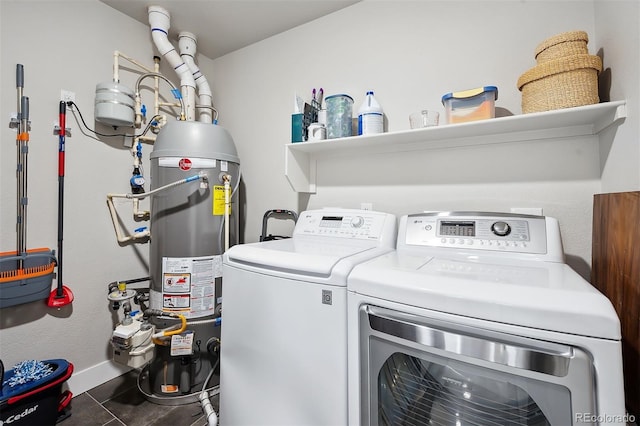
[284,100,627,193]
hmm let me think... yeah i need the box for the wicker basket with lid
[535,30,589,63]
[517,54,602,113]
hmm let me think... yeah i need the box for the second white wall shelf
[284,101,627,193]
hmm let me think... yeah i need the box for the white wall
[0,0,216,393]
[1,0,638,394]
[210,0,638,276]
[594,0,640,191]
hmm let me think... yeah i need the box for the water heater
[146,120,240,398]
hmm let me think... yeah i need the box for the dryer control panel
[294,209,396,242]
[401,212,562,259]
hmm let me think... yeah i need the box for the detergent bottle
[357,91,384,135]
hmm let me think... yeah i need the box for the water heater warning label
[161,255,221,318]
[170,331,194,356]
[163,294,190,309]
[213,186,231,216]
[164,274,190,292]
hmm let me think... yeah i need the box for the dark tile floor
[59,371,637,426]
[60,370,217,426]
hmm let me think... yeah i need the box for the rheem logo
[178,158,192,171]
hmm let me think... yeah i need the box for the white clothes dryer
[220,208,397,426]
[347,212,626,426]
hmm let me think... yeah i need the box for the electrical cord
[66,101,161,138]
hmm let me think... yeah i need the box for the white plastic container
[357,91,384,135]
[441,86,498,124]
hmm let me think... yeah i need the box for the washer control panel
[294,209,395,241]
[404,212,548,254]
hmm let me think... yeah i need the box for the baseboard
[66,360,132,395]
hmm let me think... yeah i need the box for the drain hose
[199,356,220,426]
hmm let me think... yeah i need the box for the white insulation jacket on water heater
[148,120,240,319]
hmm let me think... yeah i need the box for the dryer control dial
[491,221,511,236]
[350,216,365,228]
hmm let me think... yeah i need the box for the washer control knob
[350,216,365,228]
[491,221,511,236]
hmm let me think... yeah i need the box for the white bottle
[358,91,384,135]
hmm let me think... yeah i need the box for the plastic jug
[358,91,384,135]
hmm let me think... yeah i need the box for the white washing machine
[220,208,397,425]
[347,212,626,426]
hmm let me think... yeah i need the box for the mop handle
[15,65,25,262]
[59,101,66,176]
[21,96,29,126]
[16,64,23,119]
[16,64,23,88]
[17,96,30,257]
[57,101,66,296]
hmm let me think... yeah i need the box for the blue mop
[2,360,53,388]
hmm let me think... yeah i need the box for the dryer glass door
[360,305,596,426]
[377,352,565,425]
